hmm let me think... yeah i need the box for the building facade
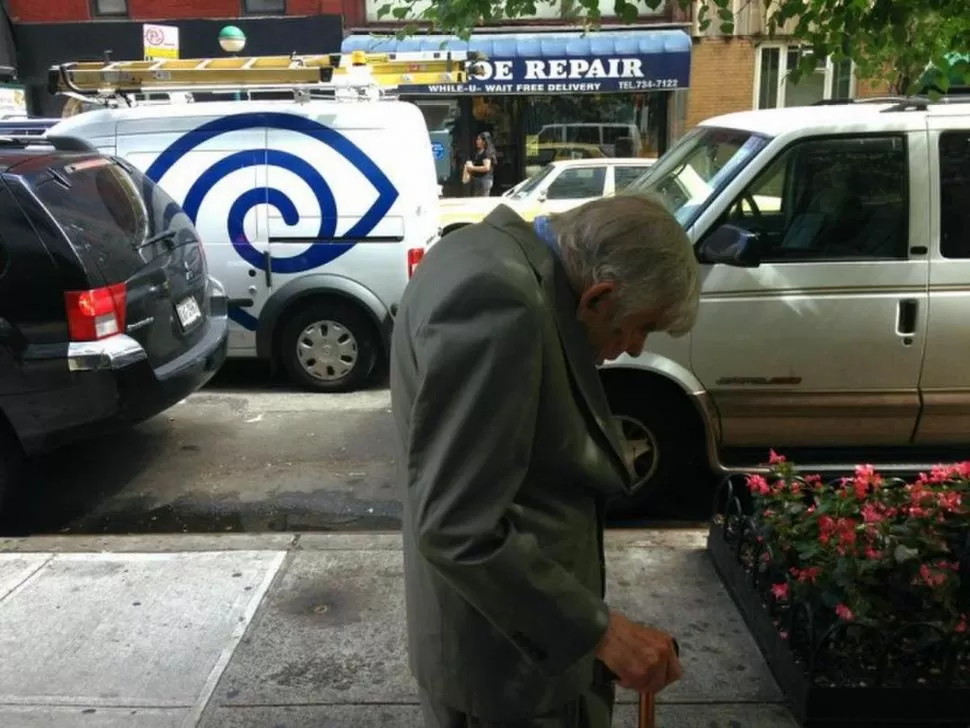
[6,0,351,115]
[346,0,694,195]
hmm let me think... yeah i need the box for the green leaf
[376,3,393,19]
[894,544,920,563]
[720,21,735,35]
[391,5,410,19]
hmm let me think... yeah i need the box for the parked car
[438,157,657,236]
[597,96,970,515]
[0,134,229,508]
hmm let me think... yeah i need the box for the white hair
[548,193,700,336]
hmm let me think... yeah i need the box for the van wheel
[604,383,712,520]
[279,301,378,393]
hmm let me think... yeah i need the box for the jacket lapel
[483,206,633,492]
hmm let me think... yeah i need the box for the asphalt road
[0,361,709,536]
[0,362,404,536]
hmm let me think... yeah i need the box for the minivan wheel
[605,384,712,520]
[279,301,379,393]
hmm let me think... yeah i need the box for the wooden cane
[637,636,677,728]
[637,691,656,728]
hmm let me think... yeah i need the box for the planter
[708,474,970,726]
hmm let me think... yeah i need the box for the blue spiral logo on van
[144,112,399,275]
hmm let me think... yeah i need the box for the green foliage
[375,0,970,95]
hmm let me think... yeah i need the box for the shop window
[756,45,855,108]
[546,166,607,200]
[614,165,654,191]
[92,0,127,16]
[940,131,970,259]
[720,135,909,262]
[243,0,285,14]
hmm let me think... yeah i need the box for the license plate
[176,296,202,329]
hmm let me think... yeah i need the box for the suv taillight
[407,248,425,278]
[64,283,127,341]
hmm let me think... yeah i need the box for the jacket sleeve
[405,270,610,676]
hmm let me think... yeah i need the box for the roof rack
[881,94,970,112]
[811,96,913,106]
[0,134,96,152]
[47,50,479,103]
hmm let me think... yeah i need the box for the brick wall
[687,36,756,128]
[7,0,343,22]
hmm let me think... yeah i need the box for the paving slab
[0,553,51,600]
[213,549,414,706]
[210,542,782,709]
[607,549,783,704]
[0,551,284,718]
[0,706,188,728]
[198,702,797,727]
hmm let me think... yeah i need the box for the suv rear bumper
[17,278,229,454]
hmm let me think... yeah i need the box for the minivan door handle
[896,299,918,337]
[262,250,272,288]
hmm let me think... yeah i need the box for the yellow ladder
[48,50,476,96]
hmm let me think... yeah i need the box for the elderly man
[389,195,700,728]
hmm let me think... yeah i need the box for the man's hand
[595,610,682,694]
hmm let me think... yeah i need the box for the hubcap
[614,414,659,487]
[295,320,358,382]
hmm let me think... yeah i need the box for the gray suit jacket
[389,205,633,721]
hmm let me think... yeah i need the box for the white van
[47,97,439,392]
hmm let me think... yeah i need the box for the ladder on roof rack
[47,50,478,98]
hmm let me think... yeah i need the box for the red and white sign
[143,24,180,60]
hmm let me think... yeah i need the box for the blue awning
[341,29,692,94]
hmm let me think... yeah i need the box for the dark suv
[0,134,228,504]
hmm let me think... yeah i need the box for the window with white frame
[755,45,855,109]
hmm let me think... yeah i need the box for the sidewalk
[0,530,798,728]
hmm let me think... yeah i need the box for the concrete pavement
[0,530,798,727]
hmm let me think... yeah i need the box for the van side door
[688,131,930,448]
[913,118,970,443]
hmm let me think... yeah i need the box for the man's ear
[578,281,616,319]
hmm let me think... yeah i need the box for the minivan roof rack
[881,94,970,112]
[48,50,479,105]
[0,134,96,153]
[812,96,913,106]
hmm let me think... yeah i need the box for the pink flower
[746,474,771,496]
[771,583,789,600]
[861,503,885,523]
[779,630,790,640]
[919,563,948,588]
[938,491,962,512]
[865,547,882,560]
[790,566,820,583]
[957,615,968,634]
[768,449,786,464]
[835,603,854,621]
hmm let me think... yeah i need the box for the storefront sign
[400,53,690,94]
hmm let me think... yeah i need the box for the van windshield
[627,126,771,228]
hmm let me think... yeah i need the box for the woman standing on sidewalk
[464,131,497,197]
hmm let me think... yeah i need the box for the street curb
[0,528,710,553]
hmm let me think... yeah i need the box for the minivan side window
[614,166,653,191]
[545,166,607,200]
[720,135,910,262]
[939,131,970,259]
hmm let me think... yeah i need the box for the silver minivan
[602,97,970,515]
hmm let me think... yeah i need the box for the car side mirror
[536,190,548,203]
[696,224,762,268]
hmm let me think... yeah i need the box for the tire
[604,382,714,520]
[278,300,380,393]
[0,426,23,518]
